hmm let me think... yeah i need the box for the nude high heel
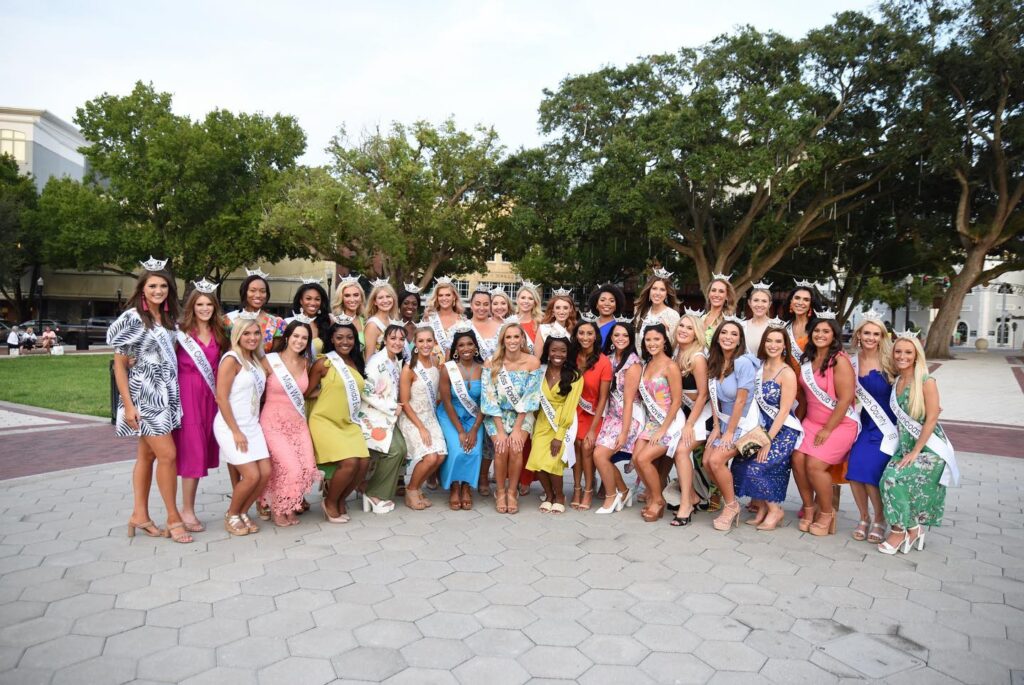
[809,511,836,536]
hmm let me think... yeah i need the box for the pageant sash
[497,367,525,411]
[177,330,216,396]
[538,365,579,466]
[889,386,959,487]
[638,368,684,450]
[579,397,595,414]
[445,361,479,415]
[800,361,860,425]
[754,366,805,448]
[249,360,267,418]
[326,351,362,419]
[851,355,899,456]
[267,353,307,419]
[707,375,760,436]
[153,326,178,371]
[429,314,452,353]
[412,364,438,407]
[786,324,804,361]
[472,323,498,361]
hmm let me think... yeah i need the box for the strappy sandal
[449,488,462,511]
[255,502,271,521]
[867,522,886,544]
[570,486,583,510]
[181,519,205,533]
[405,489,427,511]
[127,519,163,538]
[165,521,194,544]
[579,488,593,511]
[852,520,869,541]
[810,511,836,536]
[240,513,260,534]
[495,488,508,514]
[506,491,520,515]
[224,514,249,536]
[798,506,817,533]
[459,484,473,511]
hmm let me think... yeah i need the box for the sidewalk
[931,349,1024,428]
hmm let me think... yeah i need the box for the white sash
[889,386,959,487]
[800,361,861,427]
[523,327,535,354]
[786,324,805,361]
[445,361,478,415]
[472,323,498,361]
[679,384,712,443]
[429,314,452,353]
[497,367,525,411]
[754,366,804,449]
[579,397,595,414]
[708,374,761,437]
[267,352,307,419]
[851,354,898,456]
[153,326,178,370]
[326,351,361,419]
[608,354,646,433]
[539,366,579,466]
[225,351,266,418]
[412,363,438,406]
[637,368,685,451]
[177,330,215,397]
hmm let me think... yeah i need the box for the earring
[142,300,149,312]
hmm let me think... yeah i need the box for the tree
[45,81,310,281]
[527,13,917,296]
[887,0,1024,358]
[0,155,41,321]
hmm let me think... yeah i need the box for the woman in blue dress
[847,315,897,543]
[438,327,485,510]
[732,322,802,530]
[587,284,626,345]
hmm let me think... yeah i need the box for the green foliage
[0,154,41,319]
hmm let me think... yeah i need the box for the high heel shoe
[713,501,740,531]
[797,506,816,533]
[321,501,350,524]
[495,488,508,514]
[756,509,786,531]
[809,511,836,536]
[621,489,634,510]
[641,501,666,522]
[362,494,395,514]
[404,489,427,511]
[905,525,925,552]
[595,490,625,515]
[878,529,908,555]
[127,519,163,538]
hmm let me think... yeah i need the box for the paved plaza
[0,350,1022,684]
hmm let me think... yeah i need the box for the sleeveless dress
[212,352,269,465]
[397,366,448,464]
[731,372,798,503]
[437,374,484,488]
[881,379,951,528]
[173,333,220,478]
[596,352,642,454]
[259,364,320,517]
[481,368,542,436]
[847,369,896,485]
[472,322,499,361]
[577,354,612,439]
[107,309,181,437]
[797,353,858,465]
[526,376,585,476]
[637,373,674,447]
[309,357,369,464]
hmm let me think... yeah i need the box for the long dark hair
[291,283,331,343]
[572,321,601,373]
[325,320,365,376]
[602,322,636,395]
[179,290,229,351]
[272,320,312,356]
[127,270,179,330]
[587,284,625,317]
[239,274,270,310]
[639,322,673,363]
[782,286,820,322]
[540,335,580,396]
[707,322,747,379]
[381,324,408,367]
[757,326,792,368]
[800,317,843,372]
[449,330,483,364]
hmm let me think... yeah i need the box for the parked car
[17,319,110,345]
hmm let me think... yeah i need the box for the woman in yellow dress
[525,325,584,513]
[306,315,369,523]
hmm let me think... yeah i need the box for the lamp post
[324,265,334,297]
[903,274,914,330]
[35,276,44,337]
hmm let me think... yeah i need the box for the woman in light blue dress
[438,329,486,509]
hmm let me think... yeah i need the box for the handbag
[735,426,771,459]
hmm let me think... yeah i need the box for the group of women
[110,259,957,555]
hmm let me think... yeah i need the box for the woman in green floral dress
[879,335,958,555]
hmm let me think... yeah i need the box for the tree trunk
[924,248,986,359]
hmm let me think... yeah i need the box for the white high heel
[905,525,925,552]
[620,489,634,510]
[362,494,395,514]
[595,490,625,515]
[877,530,909,555]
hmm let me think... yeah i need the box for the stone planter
[975,338,989,351]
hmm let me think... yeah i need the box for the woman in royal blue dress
[437,327,485,510]
[847,313,897,543]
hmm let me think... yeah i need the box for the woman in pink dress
[793,315,858,536]
[174,283,229,533]
[259,320,321,526]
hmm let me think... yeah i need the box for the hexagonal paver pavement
[0,450,1022,684]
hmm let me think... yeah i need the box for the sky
[2,0,876,166]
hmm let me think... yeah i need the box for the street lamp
[35,276,44,337]
[116,286,123,311]
[903,274,914,330]
[324,265,334,296]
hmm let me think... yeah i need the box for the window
[997,322,1009,345]
[0,130,26,163]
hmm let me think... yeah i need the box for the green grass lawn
[0,354,113,418]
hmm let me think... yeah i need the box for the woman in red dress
[571,319,612,510]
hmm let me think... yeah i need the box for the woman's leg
[324,459,358,518]
[807,457,835,534]
[570,444,584,509]
[791,451,815,515]
[594,446,627,509]
[131,440,157,527]
[850,481,869,524]
[365,432,407,502]
[229,463,260,515]
[867,484,885,525]
[633,441,668,512]
[506,443,525,513]
[536,472,555,508]
[580,441,596,510]
[180,477,201,527]
[673,447,697,517]
[143,434,182,525]
[242,460,273,514]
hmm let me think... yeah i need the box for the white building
[0,107,87,190]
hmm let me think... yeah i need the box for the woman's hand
[233,430,248,454]
[123,404,140,431]
[463,430,477,452]
[419,427,432,447]
[720,431,734,448]
[814,427,832,447]
[756,443,771,463]
[510,428,528,451]
[550,438,563,458]
[897,450,919,469]
[681,425,695,450]
[583,430,597,451]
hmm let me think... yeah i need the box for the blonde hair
[541,294,577,331]
[490,291,513,319]
[514,283,543,323]
[703,278,737,330]
[490,321,525,381]
[893,337,929,420]
[332,282,365,316]
[674,313,707,377]
[852,319,894,381]
[229,319,264,368]
[424,283,465,317]
[364,283,400,320]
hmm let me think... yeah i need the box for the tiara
[237,310,262,321]
[301,277,322,285]
[434,276,453,286]
[387,318,404,328]
[766,317,787,329]
[614,315,633,324]
[640,315,664,332]
[489,286,508,298]
[546,323,571,340]
[403,282,422,294]
[451,320,474,334]
[291,312,315,324]
[860,308,885,322]
[652,267,673,279]
[723,314,746,325]
[192,278,217,294]
[711,272,732,282]
[793,278,816,288]
[369,277,391,289]
[331,314,355,326]
[337,275,360,288]
[551,287,572,297]
[750,280,773,291]
[414,319,434,331]
[895,329,919,340]
[245,267,269,279]
[580,311,598,323]
[683,307,706,318]
[815,308,838,320]
[500,315,521,326]
[139,256,168,272]
[520,280,539,291]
